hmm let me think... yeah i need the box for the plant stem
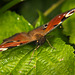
[34,0,64,25]
[0,0,24,14]
[44,0,64,16]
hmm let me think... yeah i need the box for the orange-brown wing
[44,8,75,34]
[0,32,36,51]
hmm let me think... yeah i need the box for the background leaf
[0,11,35,75]
[0,11,33,43]
[36,38,74,75]
[61,0,75,44]
[18,0,59,23]
[35,11,48,28]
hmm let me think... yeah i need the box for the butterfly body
[0,8,75,51]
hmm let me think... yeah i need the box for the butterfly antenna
[46,38,56,49]
[29,45,40,64]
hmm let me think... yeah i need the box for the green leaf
[36,38,74,75]
[0,0,23,14]
[35,11,48,28]
[61,0,75,44]
[18,0,58,23]
[0,10,74,75]
[0,11,35,75]
[0,11,33,43]
[35,11,74,75]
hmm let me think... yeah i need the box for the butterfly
[0,8,75,51]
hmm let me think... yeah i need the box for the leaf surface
[0,9,74,75]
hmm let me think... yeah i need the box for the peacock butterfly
[0,8,75,51]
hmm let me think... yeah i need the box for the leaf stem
[44,0,64,16]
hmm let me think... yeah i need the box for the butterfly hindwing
[0,32,34,51]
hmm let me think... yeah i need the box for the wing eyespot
[43,24,48,30]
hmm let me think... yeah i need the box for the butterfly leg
[29,45,40,64]
[46,38,56,49]
[29,35,46,64]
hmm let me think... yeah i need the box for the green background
[0,0,75,75]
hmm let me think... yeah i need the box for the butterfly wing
[0,8,75,51]
[44,8,75,34]
[0,32,36,51]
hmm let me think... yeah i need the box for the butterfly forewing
[44,8,75,34]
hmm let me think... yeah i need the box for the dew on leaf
[17,17,20,20]
[19,71,22,73]
[59,58,64,61]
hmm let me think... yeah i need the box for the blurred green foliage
[0,0,75,75]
